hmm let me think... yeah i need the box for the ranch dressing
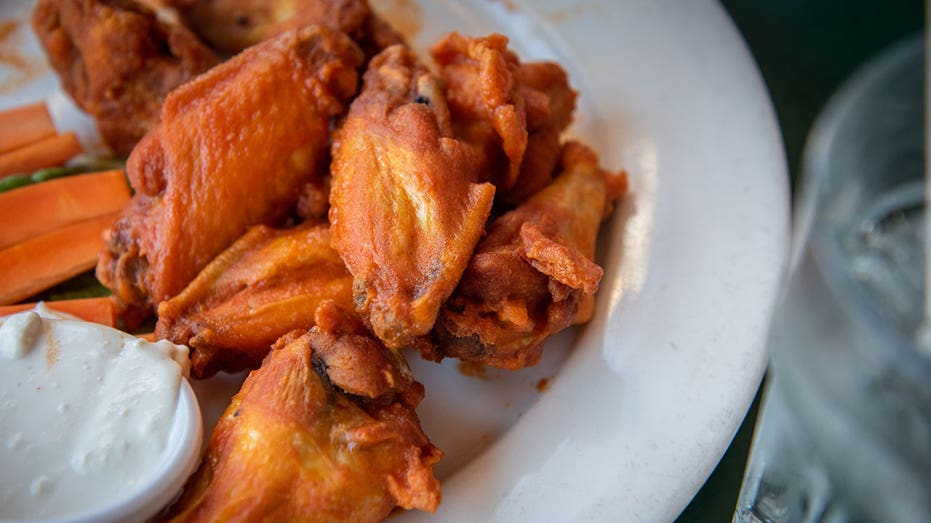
[0,304,190,521]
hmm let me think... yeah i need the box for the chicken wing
[155,222,354,378]
[329,45,495,350]
[166,0,403,57]
[96,26,363,321]
[32,0,219,156]
[430,142,627,369]
[163,301,442,522]
[431,32,577,204]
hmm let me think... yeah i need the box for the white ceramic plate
[0,0,788,521]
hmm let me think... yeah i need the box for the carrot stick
[0,102,56,155]
[0,169,129,249]
[0,297,116,327]
[0,132,83,180]
[0,212,116,305]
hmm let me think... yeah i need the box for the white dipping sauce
[0,304,190,520]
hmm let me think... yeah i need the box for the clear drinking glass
[734,35,929,523]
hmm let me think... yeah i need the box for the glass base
[734,381,861,523]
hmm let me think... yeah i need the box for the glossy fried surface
[156,222,354,378]
[329,45,495,350]
[32,0,219,155]
[432,142,628,369]
[166,0,403,56]
[96,26,363,318]
[431,32,577,205]
[164,302,442,523]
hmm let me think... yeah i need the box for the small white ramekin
[6,379,203,523]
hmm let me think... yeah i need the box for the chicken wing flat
[32,0,219,156]
[164,302,442,522]
[430,142,627,369]
[96,26,363,320]
[329,45,496,350]
[166,0,403,56]
[431,32,577,205]
[156,222,353,378]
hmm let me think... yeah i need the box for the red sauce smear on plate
[456,360,489,380]
[486,0,517,11]
[0,19,45,94]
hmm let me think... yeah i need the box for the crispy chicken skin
[156,222,354,378]
[163,302,442,523]
[329,45,496,350]
[431,142,627,369]
[96,26,363,319]
[32,0,219,156]
[431,32,577,205]
[165,0,403,56]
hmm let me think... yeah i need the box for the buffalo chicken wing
[329,44,495,350]
[431,32,577,204]
[32,0,219,155]
[164,302,442,522]
[96,26,363,320]
[156,222,354,378]
[431,142,627,369]
[166,0,403,57]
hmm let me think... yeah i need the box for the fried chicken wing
[96,26,363,320]
[155,222,354,378]
[329,45,496,350]
[32,0,219,156]
[164,302,442,522]
[431,142,627,369]
[166,0,403,56]
[431,32,578,204]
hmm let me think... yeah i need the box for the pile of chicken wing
[33,0,628,521]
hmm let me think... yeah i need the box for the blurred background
[676,1,923,521]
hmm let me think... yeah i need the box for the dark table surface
[675,1,922,521]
